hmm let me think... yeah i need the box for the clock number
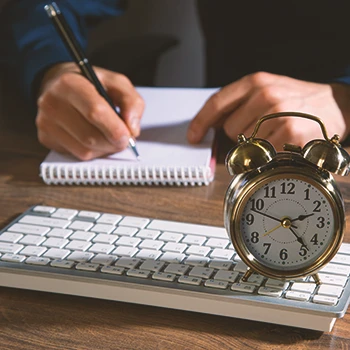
[279,248,288,260]
[251,232,259,243]
[304,188,310,200]
[250,198,264,211]
[313,200,321,212]
[281,182,295,195]
[246,214,254,225]
[264,186,276,198]
[263,243,271,254]
[310,233,319,245]
[316,217,325,228]
[299,245,308,257]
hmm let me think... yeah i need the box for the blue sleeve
[4,0,125,103]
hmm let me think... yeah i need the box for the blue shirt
[2,0,350,105]
[2,0,125,102]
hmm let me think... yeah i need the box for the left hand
[187,72,350,150]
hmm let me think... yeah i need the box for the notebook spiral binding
[40,164,213,186]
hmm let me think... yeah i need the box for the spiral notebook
[40,87,218,186]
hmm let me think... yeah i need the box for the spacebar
[146,219,227,238]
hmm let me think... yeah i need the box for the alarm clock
[224,112,350,284]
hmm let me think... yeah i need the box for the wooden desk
[0,114,349,349]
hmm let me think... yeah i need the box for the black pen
[44,2,140,160]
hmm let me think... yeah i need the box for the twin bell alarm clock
[224,112,350,284]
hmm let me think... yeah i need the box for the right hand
[36,62,144,160]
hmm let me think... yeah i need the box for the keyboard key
[19,215,70,229]
[67,251,94,262]
[136,229,161,240]
[0,232,23,243]
[51,259,75,269]
[51,209,78,220]
[210,248,234,260]
[317,285,343,298]
[8,223,50,236]
[135,249,162,260]
[184,255,209,266]
[43,248,70,260]
[25,256,51,265]
[97,214,122,225]
[93,234,118,245]
[115,257,140,269]
[127,269,151,278]
[320,263,350,276]
[90,224,115,234]
[285,291,311,301]
[68,221,94,231]
[76,263,100,271]
[19,235,46,246]
[116,236,141,248]
[159,252,185,263]
[101,265,124,275]
[138,239,164,250]
[89,243,114,254]
[205,238,229,249]
[43,238,69,249]
[70,231,95,241]
[182,235,206,246]
[91,254,117,266]
[163,242,188,253]
[1,253,26,263]
[318,273,348,287]
[139,260,165,272]
[291,282,316,293]
[65,240,92,251]
[331,255,350,265]
[20,246,47,257]
[204,279,228,289]
[112,246,138,257]
[265,278,289,289]
[231,283,255,293]
[209,259,233,270]
[33,205,56,214]
[119,217,150,228]
[47,228,73,238]
[77,210,100,221]
[214,270,239,283]
[189,267,214,279]
[338,245,350,255]
[313,295,338,306]
[158,232,183,243]
[0,243,24,254]
[258,287,283,297]
[178,275,201,286]
[185,245,211,256]
[113,226,138,237]
[164,263,189,275]
[152,271,176,282]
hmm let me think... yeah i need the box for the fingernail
[115,135,129,149]
[130,117,140,136]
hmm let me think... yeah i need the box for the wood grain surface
[0,109,349,350]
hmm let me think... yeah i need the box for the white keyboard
[0,205,349,332]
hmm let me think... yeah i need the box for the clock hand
[289,227,309,250]
[263,223,282,236]
[291,213,315,222]
[251,208,298,228]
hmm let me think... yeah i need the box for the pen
[44,2,140,160]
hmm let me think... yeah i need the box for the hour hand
[291,213,314,222]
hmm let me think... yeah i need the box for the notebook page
[40,87,218,183]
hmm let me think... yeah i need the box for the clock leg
[242,268,253,282]
[311,273,322,285]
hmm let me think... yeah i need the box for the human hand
[36,62,144,160]
[187,72,350,150]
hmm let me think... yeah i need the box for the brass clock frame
[224,152,345,283]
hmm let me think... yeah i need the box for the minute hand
[251,209,297,229]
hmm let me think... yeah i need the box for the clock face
[239,176,336,271]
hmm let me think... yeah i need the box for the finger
[40,92,123,153]
[52,72,131,148]
[37,123,108,161]
[97,69,145,137]
[187,72,275,144]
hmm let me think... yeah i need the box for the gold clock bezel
[225,163,344,280]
